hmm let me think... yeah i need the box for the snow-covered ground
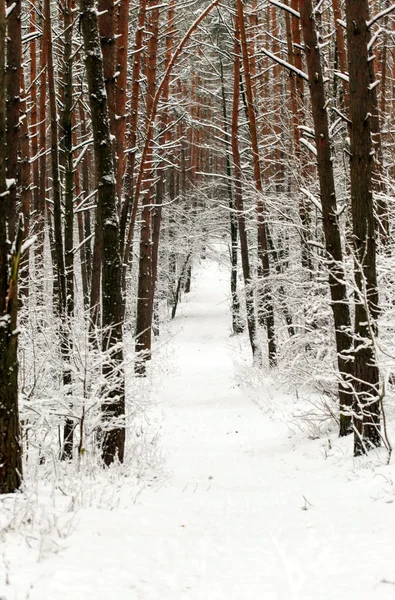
[2,257,395,599]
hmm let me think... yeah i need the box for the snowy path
[4,259,395,599]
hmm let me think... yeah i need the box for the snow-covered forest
[1,0,395,597]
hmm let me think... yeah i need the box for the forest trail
[6,257,395,600]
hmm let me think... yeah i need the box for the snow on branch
[6,2,16,17]
[300,188,322,213]
[368,4,395,28]
[314,0,326,14]
[334,71,349,83]
[259,47,308,81]
[368,27,382,51]
[300,137,317,157]
[268,0,299,18]
[21,235,37,255]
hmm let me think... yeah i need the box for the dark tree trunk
[134,2,160,375]
[5,0,21,244]
[37,2,48,274]
[219,53,242,335]
[120,0,147,259]
[184,264,192,294]
[80,0,125,465]
[345,0,381,455]
[114,0,130,203]
[60,0,75,460]
[232,16,261,363]
[237,0,277,367]
[0,0,23,494]
[299,0,354,436]
[44,0,74,459]
[171,253,191,320]
[30,1,39,234]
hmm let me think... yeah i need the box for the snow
[2,257,395,598]
[5,2,16,17]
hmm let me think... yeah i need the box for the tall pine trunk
[232,13,260,362]
[0,0,23,491]
[345,0,381,455]
[237,0,276,367]
[298,0,354,436]
[80,0,125,465]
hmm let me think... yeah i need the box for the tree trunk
[134,1,160,375]
[299,0,354,435]
[232,14,260,362]
[60,0,75,460]
[80,0,125,465]
[219,53,242,335]
[237,0,276,367]
[5,0,21,244]
[120,0,147,290]
[0,0,23,494]
[345,0,381,455]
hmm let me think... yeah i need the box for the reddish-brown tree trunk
[233,9,260,363]
[114,0,130,202]
[134,1,160,374]
[120,0,147,258]
[237,0,277,367]
[6,0,22,242]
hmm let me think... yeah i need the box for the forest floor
[2,256,395,599]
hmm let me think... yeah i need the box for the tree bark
[60,0,75,459]
[345,0,381,455]
[299,0,354,436]
[0,0,23,493]
[232,14,260,362]
[134,1,160,375]
[80,0,125,465]
[237,0,277,367]
[5,0,21,243]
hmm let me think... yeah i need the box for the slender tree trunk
[114,0,130,203]
[19,74,31,298]
[232,14,260,362]
[331,0,349,111]
[120,0,147,280]
[5,0,21,243]
[134,2,160,374]
[237,0,276,367]
[219,53,242,334]
[30,0,40,243]
[345,0,381,455]
[150,0,175,337]
[37,1,48,274]
[0,0,23,494]
[89,0,115,329]
[45,0,66,311]
[60,0,75,460]
[79,96,93,295]
[80,0,125,464]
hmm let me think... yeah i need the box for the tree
[345,0,381,455]
[79,0,125,464]
[0,0,23,492]
[298,0,354,436]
